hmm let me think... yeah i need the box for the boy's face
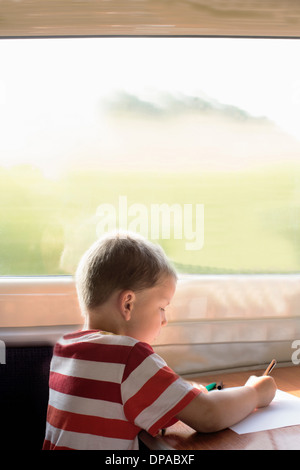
[125,275,176,344]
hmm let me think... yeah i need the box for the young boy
[43,231,276,450]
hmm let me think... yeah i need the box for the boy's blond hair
[76,231,177,313]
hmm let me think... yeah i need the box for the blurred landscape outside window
[0,37,300,276]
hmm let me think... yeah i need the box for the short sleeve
[121,341,201,436]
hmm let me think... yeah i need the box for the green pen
[205,382,217,391]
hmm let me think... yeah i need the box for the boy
[43,231,276,450]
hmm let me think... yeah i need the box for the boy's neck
[83,301,125,336]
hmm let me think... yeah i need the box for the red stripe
[148,388,201,436]
[42,439,51,450]
[47,405,139,439]
[42,439,74,451]
[54,341,132,364]
[122,341,154,381]
[63,330,98,340]
[50,371,122,403]
[124,365,179,422]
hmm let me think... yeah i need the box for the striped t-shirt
[43,330,201,450]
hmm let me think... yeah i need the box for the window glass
[0,37,300,275]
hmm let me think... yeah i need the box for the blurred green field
[1,162,300,275]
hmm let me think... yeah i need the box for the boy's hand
[244,375,277,408]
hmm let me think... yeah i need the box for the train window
[0,36,300,278]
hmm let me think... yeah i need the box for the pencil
[217,381,223,390]
[263,359,277,376]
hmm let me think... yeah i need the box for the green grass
[1,163,300,275]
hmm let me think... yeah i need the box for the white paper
[230,389,300,435]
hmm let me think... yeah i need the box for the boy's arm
[176,375,276,433]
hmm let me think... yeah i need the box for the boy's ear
[118,290,135,322]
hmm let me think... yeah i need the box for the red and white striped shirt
[43,330,201,450]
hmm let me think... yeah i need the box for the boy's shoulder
[55,329,157,371]
[60,329,153,351]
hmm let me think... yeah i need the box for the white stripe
[45,423,139,450]
[50,355,124,383]
[121,352,167,400]
[58,332,138,347]
[49,388,126,420]
[136,377,194,431]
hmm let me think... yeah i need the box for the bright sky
[0,37,300,176]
